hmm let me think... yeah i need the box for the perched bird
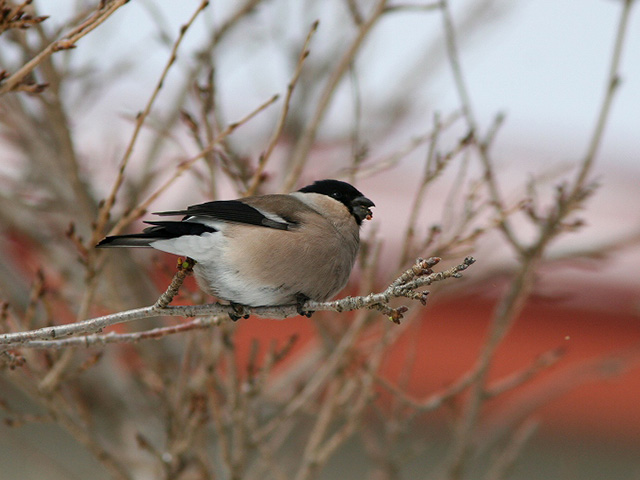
[97,179,374,318]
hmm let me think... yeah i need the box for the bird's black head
[298,179,375,225]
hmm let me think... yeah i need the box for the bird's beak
[352,196,375,222]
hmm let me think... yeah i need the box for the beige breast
[225,193,360,302]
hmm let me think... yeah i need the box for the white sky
[28,0,640,227]
[34,0,638,170]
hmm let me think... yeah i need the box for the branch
[91,0,211,246]
[0,256,475,350]
[106,92,279,236]
[0,0,129,95]
[0,0,49,36]
[439,0,523,253]
[245,20,318,196]
[282,0,389,192]
[572,0,635,195]
[438,1,634,477]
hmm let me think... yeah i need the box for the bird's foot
[229,302,251,322]
[295,294,314,318]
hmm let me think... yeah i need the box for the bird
[97,179,375,319]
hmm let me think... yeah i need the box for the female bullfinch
[97,180,374,316]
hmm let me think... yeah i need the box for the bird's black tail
[96,221,217,248]
[96,234,156,248]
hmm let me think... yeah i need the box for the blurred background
[0,0,639,479]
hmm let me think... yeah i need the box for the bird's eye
[331,192,342,199]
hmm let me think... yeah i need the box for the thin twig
[0,0,129,95]
[485,347,565,398]
[437,1,633,478]
[283,0,389,192]
[571,0,634,196]
[483,419,539,480]
[439,0,522,253]
[153,258,196,309]
[107,93,279,236]
[245,20,319,196]
[92,0,210,246]
[350,110,462,179]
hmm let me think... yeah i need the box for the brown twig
[485,347,565,398]
[350,110,462,179]
[0,0,49,36]
[245,20,319,196]
[283,0,389,192]
[91,0,210,247]
[442,6,523,255]
[153,257,196,309]
[438,0,635,477]
[0,0,129,95]
[106,93,279,237]
[483,419,539,480]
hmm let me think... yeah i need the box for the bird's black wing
[95,220,217,248]
[155,199,291,231]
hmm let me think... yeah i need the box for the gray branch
[0,256,475,350]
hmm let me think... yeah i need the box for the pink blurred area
[227,277,640,442]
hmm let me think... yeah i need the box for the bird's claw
[295,294,314,318]
[229,302,250,322]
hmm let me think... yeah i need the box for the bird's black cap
[298,179,375,225]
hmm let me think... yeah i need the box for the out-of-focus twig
[107,93,279,237]
[349,110,462,179]
[439,0,635,477]
[0,0,49,36]
[245,20,318,196]
[91,0,210,247]
[0,0,129,95]
[283,0,389,192]
[483,419,539,480]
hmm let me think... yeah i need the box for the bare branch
[572,0,634,195]
[91,0,211,247]
[107,93,280,236]
[0,256,474,350]
[283,0,389,191]
[483,419,539,480]
[0,0,129,95]
[245,20,319,196]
